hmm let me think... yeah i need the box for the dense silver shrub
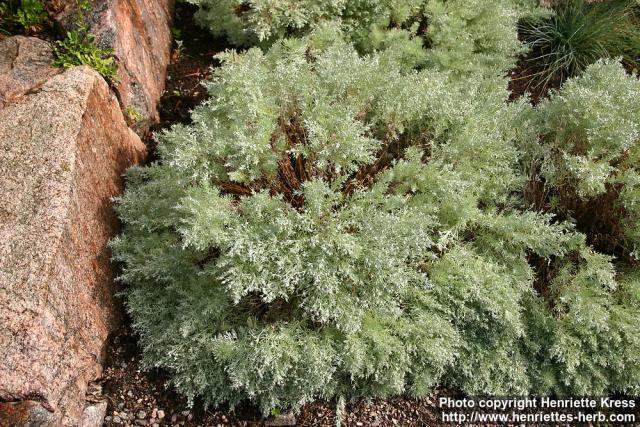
[113,3,640,414]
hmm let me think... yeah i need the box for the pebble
[113,416,122,424]
[138,410,147,419]
[171,414,178,423]
[105,416,112,422]
[151,409,157,418]
[118,402,125,409]
[157,410,165,419]
[127,390,134,397]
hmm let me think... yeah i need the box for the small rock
[138,411,147,419]
[113,416,122,424]
[81,401,108,427]
[127,390,134,397]
[171,414,178,423]
[105,416,112,422]
[118,402,125,409]
[135,420,147,426]
[157,410,165,419]
[151,409,157,418]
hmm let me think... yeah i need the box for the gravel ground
[100,325,453,427]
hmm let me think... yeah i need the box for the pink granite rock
[0,65,146,426]
[54,0,175,135]
[0,36,60,108]
[101,0,174,133]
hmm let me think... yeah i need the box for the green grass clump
[519,0,640,89]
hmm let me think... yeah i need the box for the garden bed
[100,1,640,426]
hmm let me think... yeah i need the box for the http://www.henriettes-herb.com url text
[439,397,636,424]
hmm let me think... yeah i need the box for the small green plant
[171,26,185,60]
[0,3,10,34]
[269,408,281,417]
[53,0,118,81]
[124,105,143,124]
[54,27,118,81]
[0,0,48,34]
[519,0,640,89]
[15,0,47,32]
